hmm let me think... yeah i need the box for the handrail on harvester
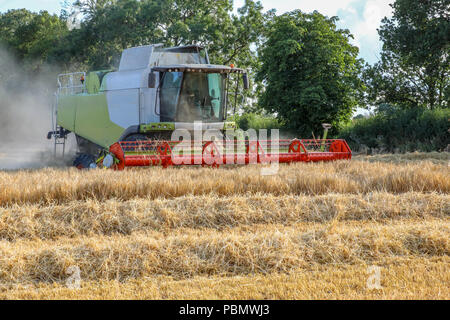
[108,139,352,170]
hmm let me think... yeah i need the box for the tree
[0,9,68,72]
[364,0,449,109]
[256,10,364,136]
[15,12,68,66]
[62,0,268,72]
[0,9,36,47]
[72,0,117,18]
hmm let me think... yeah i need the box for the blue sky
[0,0,394,64]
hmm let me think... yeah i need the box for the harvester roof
[152,64,246,74]
[162,45,206,52]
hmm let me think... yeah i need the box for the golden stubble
[0,154,449,299]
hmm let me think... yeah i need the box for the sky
[0,0,394,64]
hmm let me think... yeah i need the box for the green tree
[0,9,36,47]
[364,0,449,109]
[72,0,117,18]
[256,10,364,136]
[63,0,268,72]
[15,11,68,66]
[0,9,68,70]
[68,0,151,68]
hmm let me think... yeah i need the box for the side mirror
[243,73,250,90]
[148,72,157,88]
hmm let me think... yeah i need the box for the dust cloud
[0,48,75,170]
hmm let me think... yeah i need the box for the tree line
[0,0,448,139]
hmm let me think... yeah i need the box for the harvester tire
[73,154,97,170]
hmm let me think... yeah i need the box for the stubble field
[0,152,448,299]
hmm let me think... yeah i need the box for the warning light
[230,64,235,69]
[80,75,85,84]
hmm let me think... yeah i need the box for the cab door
[139,72,161,124]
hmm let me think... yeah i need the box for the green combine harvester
[48,44,351,170]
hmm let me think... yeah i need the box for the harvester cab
[48,44,351,170]
[48,44,248,168]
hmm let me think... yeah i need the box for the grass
[0,153,448,299]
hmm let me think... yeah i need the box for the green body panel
[140,122,176,132]
[57,93,124,148]
[85,72,101,94]
[57,95,78,131]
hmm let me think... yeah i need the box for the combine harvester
[48,44,351,170]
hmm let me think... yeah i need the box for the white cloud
[357,0,393,36]
[234,0,354,16]
[288,0,355,16]
[233,0,394,64]
[348,0,394,63]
